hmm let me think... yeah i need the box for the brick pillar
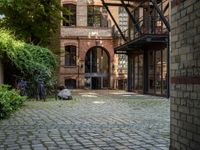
[127,54,134,91]
[170,0,200,149]
[77,0,87,27]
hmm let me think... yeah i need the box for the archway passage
[85,46,110,89]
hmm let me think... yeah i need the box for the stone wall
[61,27,112,38]
[170,0,200,149]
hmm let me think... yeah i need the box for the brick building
[56,0,127,89]
[170,0,200,149]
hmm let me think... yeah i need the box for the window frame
[65,45,77,66]
[87,5,108,27]
[63,4,76,26]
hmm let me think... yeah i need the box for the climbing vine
[0,29,57,95]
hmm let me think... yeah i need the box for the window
[85,47,109,73]
[65,45,76,66]
[63,4,76,26]
[65,79,76,89]
[118,54,127,73]
[88,6,108,27]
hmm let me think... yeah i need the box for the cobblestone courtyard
[0,90,170,150]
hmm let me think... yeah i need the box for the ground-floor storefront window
[128,47,168,97]
[148,48,167,95]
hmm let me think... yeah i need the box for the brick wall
[76,0,87,26]
[59,38,116,88]
[58,0,120,88]
[170,0,200,149]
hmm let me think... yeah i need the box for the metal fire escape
[101,0,170,54]
[101,0,170,97]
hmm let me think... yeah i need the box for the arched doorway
[85,46,110,89]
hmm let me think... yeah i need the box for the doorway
[85,46,110,89]
[147,48,167,95]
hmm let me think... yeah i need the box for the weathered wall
[170,0,200,149]
[61,27,112,37]
[76,0,87,26]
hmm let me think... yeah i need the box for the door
[85,46,110,89]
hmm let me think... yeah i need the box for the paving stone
[0,90,170,149]
[89,147,102,150]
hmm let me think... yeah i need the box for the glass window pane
[87,6,107,27]
[65,45,76,66]
[63,4,76,26]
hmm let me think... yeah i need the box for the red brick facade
[59,36,117,88]
[56,0,126,89]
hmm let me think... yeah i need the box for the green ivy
[0,85,26,119]
[0,29,57,95]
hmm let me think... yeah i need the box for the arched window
[85,47,109,73]
[65,45,76,66]
[63,4,76,26]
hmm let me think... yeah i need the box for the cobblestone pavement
[0,90,170,150]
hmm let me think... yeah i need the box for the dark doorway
[3,59,22,88]
[65,79,76,89]
[92,77,101,89]
[85,46,110,89]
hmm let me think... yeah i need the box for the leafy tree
[0,0,69,46]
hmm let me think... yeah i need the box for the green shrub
[0,29,57,79]
[0,29,57,96]
[0,85,27,119]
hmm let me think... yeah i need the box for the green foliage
[0,0,70,46]
[0,29,57,94]
[0,85,26,119]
